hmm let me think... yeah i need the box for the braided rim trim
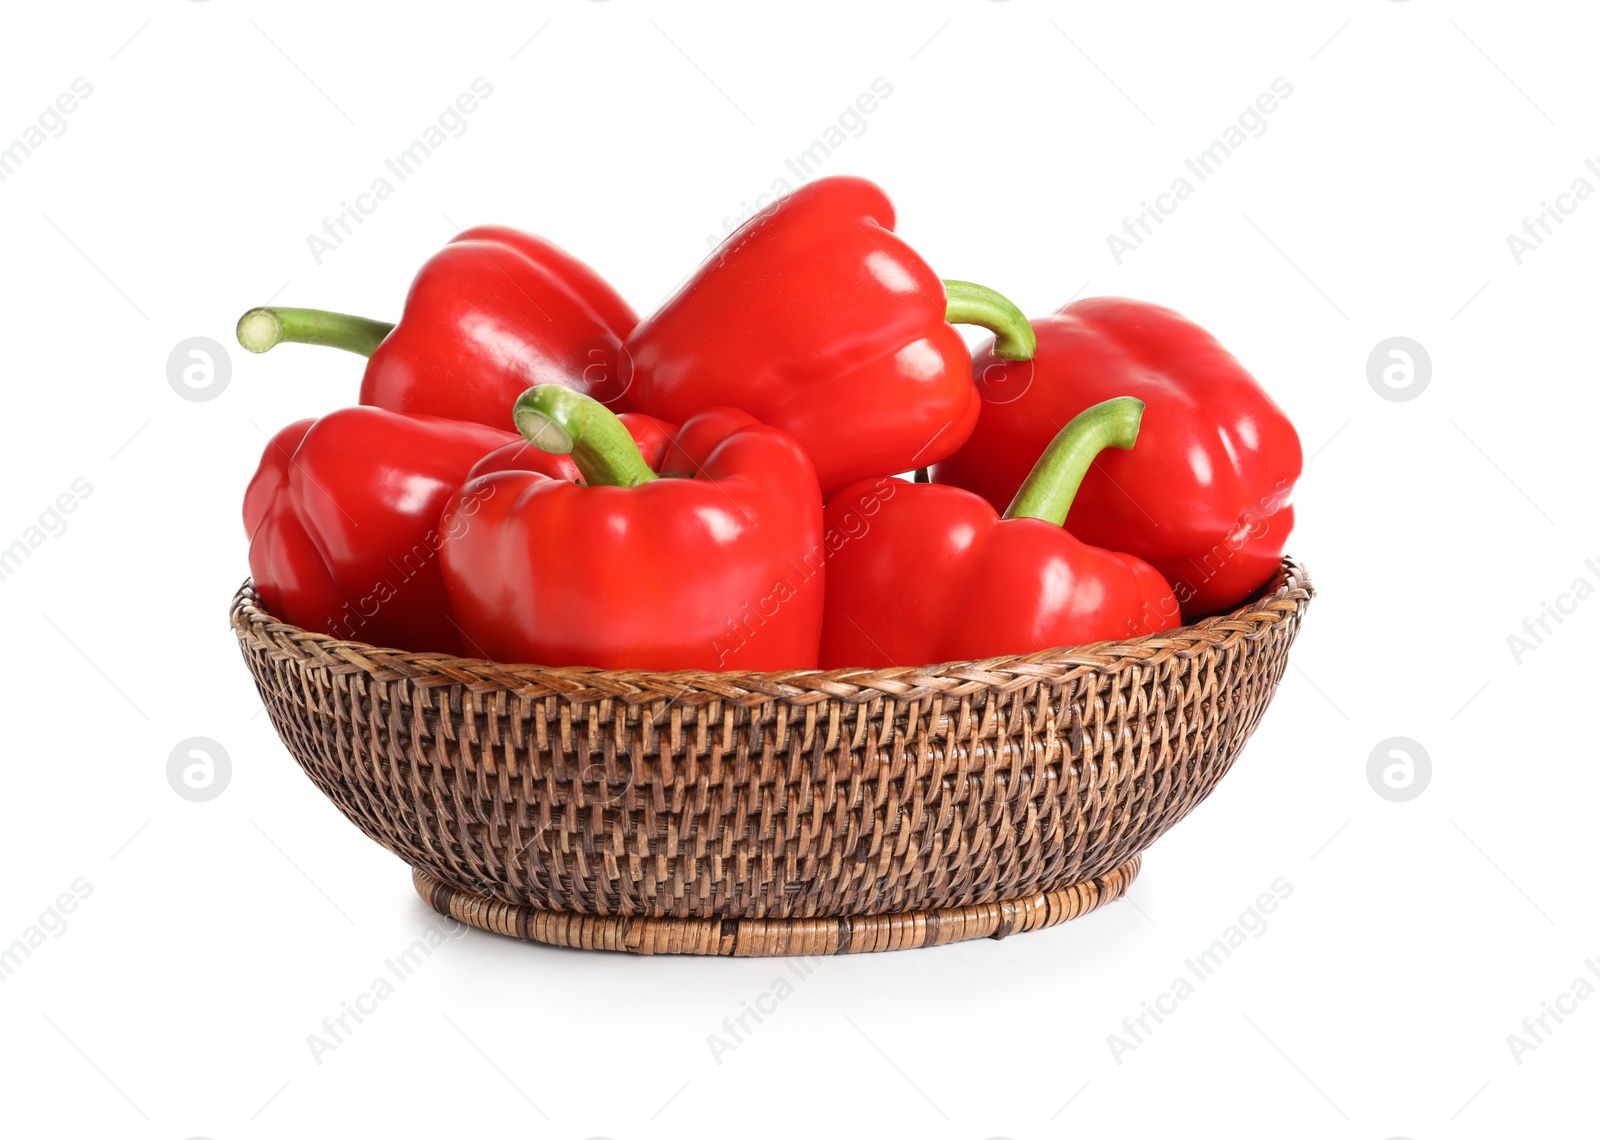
[231,557,1312,706]
[414,857,1141,955]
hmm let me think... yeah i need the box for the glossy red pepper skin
[440,404,825,671]
[244,407,516,654]
[624,177,992,497]
[365,226,639,423]
[933,298,1302,617]
[466,413,675,484]
[819,479,1180,669]
[239,227,639,426]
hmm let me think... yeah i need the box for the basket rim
[230,556,1312,705]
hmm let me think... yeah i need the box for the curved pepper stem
[1003,396,1144,525]
[942,280,1037,361]
[513,385,658,488]
[236,307,395,357]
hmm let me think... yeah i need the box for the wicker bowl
[232,557,1312,955]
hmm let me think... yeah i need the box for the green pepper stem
[1002,397,1145,525]
[236,307,395,357]
[942,280,1036,361]
[513,385,657,488]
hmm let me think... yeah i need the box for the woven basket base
[414,856,1141,956]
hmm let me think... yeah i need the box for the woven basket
[232,557,1312,955]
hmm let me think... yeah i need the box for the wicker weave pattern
[414,859,1140,955]
[232,558,1311,925]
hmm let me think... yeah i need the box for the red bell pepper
[933,298,1302,617]
[245,407,515,654]
[624,176,1036,497]
[821,397,1180,668]
[235,225,638,426]
[439,387,824,670]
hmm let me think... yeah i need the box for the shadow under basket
[232,557,1312,956]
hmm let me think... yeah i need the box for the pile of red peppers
[238,176,1302,671]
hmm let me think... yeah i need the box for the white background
[1,1,1594,1136]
